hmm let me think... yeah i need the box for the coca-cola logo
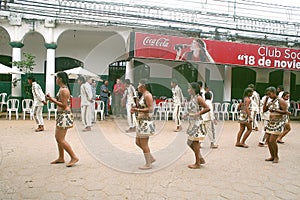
[142,36,170,48]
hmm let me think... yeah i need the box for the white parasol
[53,67,102,81]
[0,63,25,74]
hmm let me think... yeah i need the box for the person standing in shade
[263,86,288,163]
[77,76,93,131]
[185,82,210,169]
[171,79,185,132]
[248,84,260,131]
[122,79,137,133]
[202,92,218,149]
[113,78,125,117]
[27,75,47,132]
[46,72,79,167]
[100,80,110,116]
[236,88,253,148]
[131,79,156,170]
[277,92,291,144]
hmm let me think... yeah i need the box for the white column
[125,59,134,83]
[45,46,56,97]
[223,65,232,102]
[283,71,291,92]
[11,47,22,97]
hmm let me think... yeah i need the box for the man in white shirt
[202,92,218,148]
[258,94,271,147]
[122,79,137,132]
[28,75,47,132]
[88,78,97,123]
[77,76,93,131]
[248,84,260,131]
[171,79,185,132]
[198,81,206,100]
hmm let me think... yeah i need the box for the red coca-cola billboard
[133,32,300,70]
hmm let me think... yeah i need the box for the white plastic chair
[219,103,230,120]
[179,102,188,120]
[289,101,296,116]
[6,99,19,120]
[22,99,34,120]
[294,101,300,117]
[95,100,105,121]
[165,99,174,120]
[213,102,221,120]
[0,93,8,112]
[155,102,168,120]
[47,102,57,120]
[231,99,239,104]
[229,103,239,121]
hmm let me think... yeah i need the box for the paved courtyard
[0,115,299,200]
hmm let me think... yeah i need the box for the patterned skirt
[136,117,155,138]
[265,117,286,135]
[56,111,74,129]
[186,119,207,141]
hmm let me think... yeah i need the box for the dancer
[171,79,184,132]
[203,92,218,149]
[122,79,137,133]
[185,82,210,169]
[89,78,97,123]
[248,84,260,131]
[263,87,288,163]
[130,79,156,170]
[27,75,47,132]
[77,76,93,131]
[46,72,79,167]
[277,92,291,144]
[236,88,253,148]
[277,85,284,98]
[258,90,271,147]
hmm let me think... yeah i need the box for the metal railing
[1,0,299,42]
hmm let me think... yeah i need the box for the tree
[11,52,36,97]
[12,52,35,73]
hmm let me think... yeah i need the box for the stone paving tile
[40,192,65,200]
[0,119,299,199]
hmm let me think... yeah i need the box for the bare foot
[241,143,249,148]
[188,164,200,169]
[258,143,265,147]
[210,144,218,149]
[235,143,243,147]
[66,158,79,167]
[265,157,274,162]
[200,158,206,164]
[236,143,248,148]
[138,164,152,170]
[151,157,156,163]
[272,157,279,163]
[276,140,284,144]
[50,159,65,164]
